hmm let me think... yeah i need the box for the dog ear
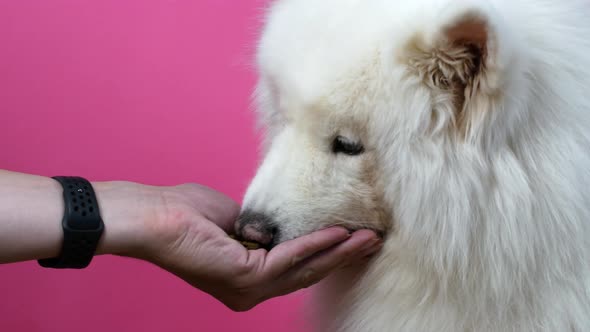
[405,10,495,136]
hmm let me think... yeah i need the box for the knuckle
[300,269,322,288]
[290,254,305,268]
[299,236,321,253]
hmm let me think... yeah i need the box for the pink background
[0,1,311,331]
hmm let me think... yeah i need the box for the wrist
[92,181,160,259]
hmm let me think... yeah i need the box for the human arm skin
[0,169,382,311]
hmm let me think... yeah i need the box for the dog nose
[235,210,278,247]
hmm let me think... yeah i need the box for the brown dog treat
[230,235,262,250]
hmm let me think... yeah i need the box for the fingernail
[335,227,352,236]
[360,242,383,257]
[360,238,381,250]
[326,227,352,240]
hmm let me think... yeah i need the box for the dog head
[236,0,523,248]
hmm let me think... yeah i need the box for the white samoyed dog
[235,0,590,331]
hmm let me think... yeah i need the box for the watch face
[58,177,103,231]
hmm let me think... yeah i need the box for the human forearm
[0,170,155,264]
[0,170,65,263]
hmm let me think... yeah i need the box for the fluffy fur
[239,0,590,331]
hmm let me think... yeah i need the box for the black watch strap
[38,176,104,269]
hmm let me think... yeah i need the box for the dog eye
[332,136,364,156]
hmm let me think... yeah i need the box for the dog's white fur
[241,0,590,331]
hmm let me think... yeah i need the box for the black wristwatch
[38,176,104,269]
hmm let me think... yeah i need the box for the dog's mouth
[231,226,386,252]
[231,227,386,251]
[233,209,388,251]
[233,210,280,250]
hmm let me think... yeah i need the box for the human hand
[94,181,382,311]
